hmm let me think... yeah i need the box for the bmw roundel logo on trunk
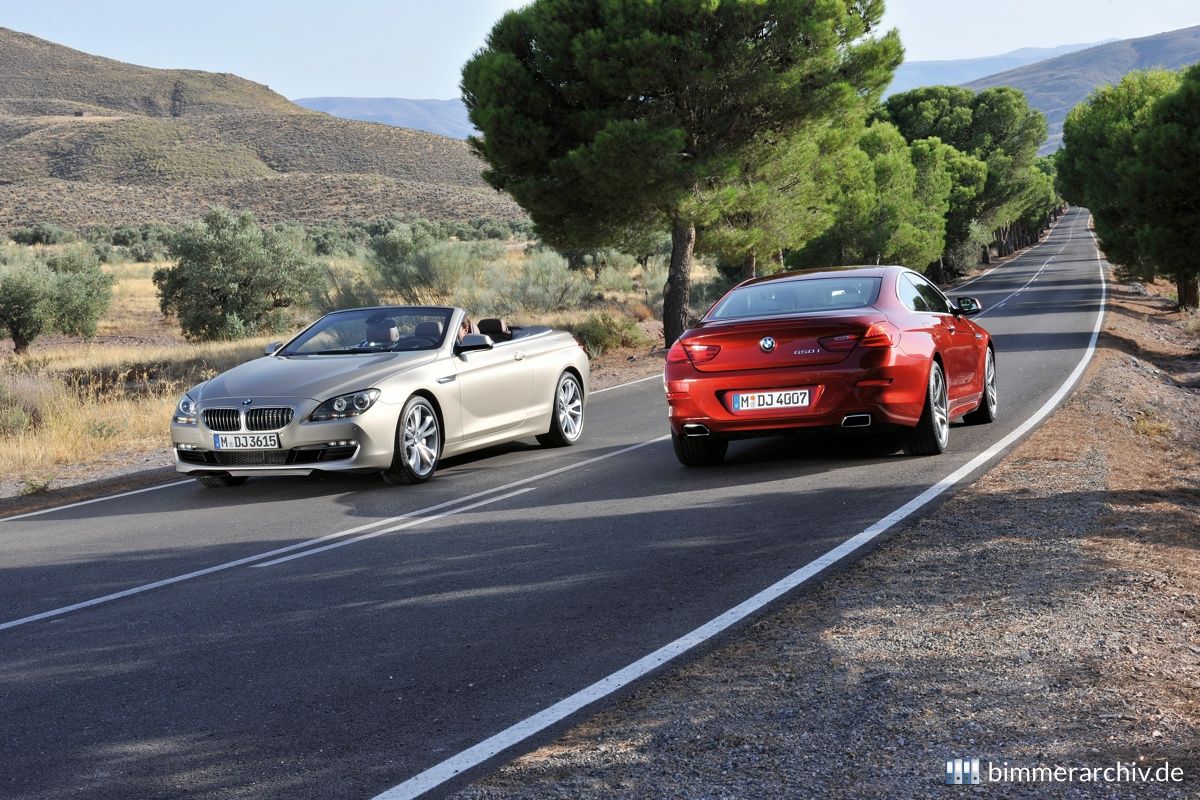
[759,336,776,353]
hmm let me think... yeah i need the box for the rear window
[706,277,882,321]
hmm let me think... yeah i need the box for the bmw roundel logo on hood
[759,336,776,353]
[242,398,253,405]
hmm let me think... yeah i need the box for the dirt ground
[453,278,1199,798]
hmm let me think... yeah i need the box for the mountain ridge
[965,24,1200,151]
[0,28,521,228]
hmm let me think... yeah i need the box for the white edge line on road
[252,487,536,568]
[954,209,1070,291]
[0,489,530,633]
[0,376,662,525]
[0,480,193,522]
[0,436,669,632]
[976,224,1073,318]
[590,373,662,394]
[371,219,1108,800]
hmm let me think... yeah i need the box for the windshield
[707,277,882,321]
[280,307,454,356]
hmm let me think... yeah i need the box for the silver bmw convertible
[171,306,589,487]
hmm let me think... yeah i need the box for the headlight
[174,395,197,425]
[309,389,381,421]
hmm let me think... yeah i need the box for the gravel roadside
[454,279,1199,798]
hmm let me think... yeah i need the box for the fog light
[327,440,358,447]
[176,443,199,451]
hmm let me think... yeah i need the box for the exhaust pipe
[841,414,872,428]
[682,423,711,437]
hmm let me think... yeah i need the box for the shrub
[571,312,648,357]
[0,264,53,354]
[9,223,72,246]
[943,221,990,277]
[311,265,382,313]
[45,248,114,337]
[374,238,501,305]
[154,208,323,341]
[497,251,590,313]
[597,264,636,293]
[639,257,669,314]
[0,405,31,436]
[307,223,365,257]
[0,248,114,353]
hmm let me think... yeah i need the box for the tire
[536,372,585,447]
[195,473,248,488]
[381,396,442,484]
[672,431,728,467]
[963,346,997,425]
[903,360,950,456]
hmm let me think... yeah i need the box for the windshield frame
[277,306,458,357]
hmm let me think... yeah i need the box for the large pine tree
[462,0,901,344]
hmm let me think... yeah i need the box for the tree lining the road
[461,0,902,345]
[462,0,1065,344]
[1057,66,1200,309]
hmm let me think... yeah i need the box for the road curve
[0,208,1104,800]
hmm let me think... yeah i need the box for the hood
[197,352,437,402]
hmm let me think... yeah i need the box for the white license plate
[213,433,281,450]
[731,389,810,411]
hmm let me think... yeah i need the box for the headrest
[414,320,444,339]
[477,318,510,338]
[365,318,399,343]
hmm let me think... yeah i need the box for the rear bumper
[665,354,929,437]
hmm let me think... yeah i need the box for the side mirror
[264,341,283,356]
[954,297,983,316]
[455,333,494,354]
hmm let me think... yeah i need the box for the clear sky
[2,1,1199,99]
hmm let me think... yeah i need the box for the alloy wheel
[403,403,440,476]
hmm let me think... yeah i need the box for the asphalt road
[0,208,1105,800]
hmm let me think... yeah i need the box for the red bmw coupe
[664,266,996,466]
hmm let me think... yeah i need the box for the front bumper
[171,397,399,476]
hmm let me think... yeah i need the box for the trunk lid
[682,313,883,373]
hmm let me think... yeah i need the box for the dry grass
[1,266,279,481]
[1178,308,1200,340]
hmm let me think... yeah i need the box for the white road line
[370,219,1107,800]
[0,375,665,525]
[0,436,670,633]
[954,210,1070,290]
[0,480,193,522]
[590,373,662,394]
[976,223,1075,318]
[317,434,671,543]
[252,487,536,568]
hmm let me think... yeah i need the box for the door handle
[514,351,527,361]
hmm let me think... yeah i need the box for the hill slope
[965,24,1200,151]
[294,97,474,140]
[885,42,1104,98]
[0,28,521,228]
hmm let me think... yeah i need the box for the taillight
[818,322,900,352]
[860,321,900,347]
[685,344,721,364]
[666,340,721,364]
